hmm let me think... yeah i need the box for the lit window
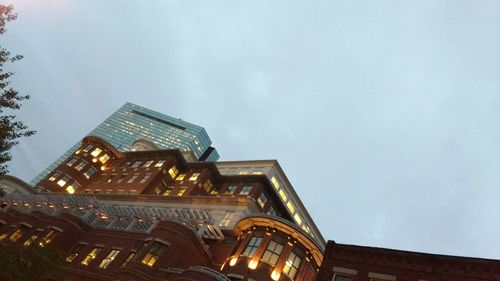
[81,247,102,266]
[333,275,352,281]
[219,212,233,227]
[262,240,283,266]
[90,147,103,157]
[143,160,154,168]
[154,185,164,195]
[271,177,280,189]
[203,180,213,193]
[162,187,173,196]
[175,173,186,181]
[242,236,262,257]
[257,193,268,208]
[177,187,188,196]
[239,186,252,195]
[238,170,249,175]
[189,173,199,181]
[9,229,24,242]
[39,230,58,246]
[279,189,287,201]
[140,174,152,184]
[224,185,238,195]
[48,172,61,182]
[131,161,142,168]
[66,158,78,167]
[294,214,302,226]
[83,167,96,179]
[66,244,85,263]
[141,242,165,267]
[74,161,87,171]
[287,202,295,214]
[57,175,71,187]
[116,174,128,183]
[127,175,139,183]
[154,160,165,168]
[23,234,38,247]
[99,154,110,164]
[120,252,135,268]
[99,249,121,269]
[168,165,179,179]
[83,144,93,152]
[283,251,302,280]
[66,182,80,194]
[0,233,7,241]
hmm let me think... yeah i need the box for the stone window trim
[332,266,358,276]
[368,272,396,281]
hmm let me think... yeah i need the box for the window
[66,244,86,263]
[168,165,179,179]
[241,236,262,257]
[287,202,295,214]
[57,175,71,187]
[189,173,199,181]
[90,147,103,157]
[127,174,139,183]
[39,230,58,246]
[99,154,110,164]
[333,275,352,281]
[83,144,93,152]
[66,182,81,194]
[271,177,280,189]
[154,160,165,168]
[257,193,267,208]
[75,161,87,171]
[81,247,101,266]
[219,212,233,227]
[141,242,165,267]
[9,229,24,242]
[120,252,135,267]
[203,180,213,193]
[283,251,301,280]
[23,233,39,247]
[177,187,188,196]
[143,160,154,168]
[48,172,61,181]
[66,158,78,167]
[83,167,96,179]
[154,185,164,195]
[279,189,287,201]
[224,185,238,195]
[99,249,121,268]
[294,214,302,226]
[116,174,128,183]
[175,173,186,181]
[267,207,276,216]
[163,187,174,196]
[262,240,283,266]
[140,174,152,184]
[131,161,142,168]
[239,186,252,195]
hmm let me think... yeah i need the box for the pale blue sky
[3,0,500,259]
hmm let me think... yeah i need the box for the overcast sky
[3,0,500,259]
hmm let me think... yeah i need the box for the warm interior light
[100,166,106,171]
[92,158,98,163]
[66,186,75,194]
[229,257,238,266]
[75,150,80,155]
[248,259,258,270]
[271,270,281,280]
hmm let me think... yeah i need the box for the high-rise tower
[31,102,219,186]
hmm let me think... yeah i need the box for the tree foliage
[0,5,35,176]
[0,243,66,281]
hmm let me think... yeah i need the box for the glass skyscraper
[31,102,219,185]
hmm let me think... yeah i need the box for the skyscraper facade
[31,102,219,186]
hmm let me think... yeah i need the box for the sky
[2,0,500,259]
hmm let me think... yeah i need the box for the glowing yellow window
[283,251,302,280]
[99,154,110,164]
[0,233,7,241]
[203,180,213,193]
[57,175,70,187]
[90,147,103,157]
[294,214,302,226]
[23,234,38,247]
[271,177,280,189]
[175,173,186,181]
[154,160,165,168]
[9,229,24,242]
[99,249,121,269]
[141,242,165,267]
[279,189,287,201]
[66,182,80,194]
[66,244,85,262]
[39,230,58,246]
[189,173,199,181]
[81,247,101,266]
[177,187,187,196]
[168,165,179,179]
[287,202,295,214]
